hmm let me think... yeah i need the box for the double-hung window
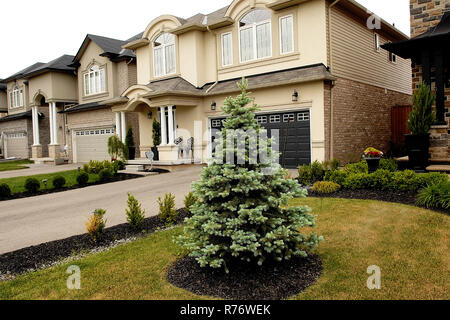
[9,87,24,108]
[374,34,380,52]
[153,33,176,77]
[239,9,272,63]
[221,32,233,66]
[84,65,106,96]
[280,15,294,54]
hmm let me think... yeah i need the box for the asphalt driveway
[0,166,203,255]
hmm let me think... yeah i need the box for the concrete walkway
[0,166,203,255]
[0,163,81,179]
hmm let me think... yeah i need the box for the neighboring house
[61,34,140,163]
[0,56,77,161]
[110,0,412,168]
[383,1,449,162]
[0,81,7,158]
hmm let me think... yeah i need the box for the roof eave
[266,0,311,11]
[123,38,150,50]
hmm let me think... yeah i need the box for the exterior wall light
[211,101,217,111]
[292,90,299,102]
[148,111,153,119]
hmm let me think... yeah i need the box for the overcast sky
[0,0,410,79]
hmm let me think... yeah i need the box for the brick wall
[410,0,450,38]
[329,78,412,163]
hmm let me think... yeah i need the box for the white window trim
[238,16,272,64]
[374,33,380,52]
[389,52,397,64]
[9,87,24,109]
[279,15,294,55]
[83,66,106,96]
[221,32,233,67]
[153,34,176,78]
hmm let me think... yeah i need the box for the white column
[115,112,122,140]
[160,107,167,145]
[52,102,58,145]
[49,103,55,145]
[32,106,40,146]
[120,112,126,143]
[168,106,175,145]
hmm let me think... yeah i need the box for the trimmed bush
[126,193,145,230]
[370,169,394,190]
[312,181,341,194]
[85,209,107,241]
[0,184,11,199]
[158,193,178,225]
[76,171,89,186]
[343,160,368,174]
[324,170,348,186]
[416,172,448,190]
[24,178,40,194]
[298,164,313,186]
[184,192,198,214]
[311,160,325,182]
[343,173,372,190]
[52,176,66,189]
[416,181,450,210]
[379,158,398,172]
[390,170,418,191]
[99,168,113,182]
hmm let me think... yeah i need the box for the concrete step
[125,164,145,172]
[426,164,450,174]
[31,158,68,166]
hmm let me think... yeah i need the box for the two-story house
[61,34,141,163]
[0,82,6,117]
[109,0,412,168]
[0,56,77,161]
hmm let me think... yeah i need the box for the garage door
[74,128,115,163]
[5,132,29,159]
[211,110,311,169]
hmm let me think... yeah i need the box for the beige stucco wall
[6,79,29,115]
[0,91,7,111]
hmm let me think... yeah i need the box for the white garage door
[5,132,29,159]
[74,128,115,163]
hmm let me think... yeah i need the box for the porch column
[115,112,122,141]
[168,106,175,145]
[32,106,40,146]
[160,106,167,145]
[49,102,55,145]
[121,112,126,143]
[52,102,58,145]
[435,49,446,125]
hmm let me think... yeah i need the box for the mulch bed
[0,209,190,276]
[167,255,322,300]
[0,173,143,202]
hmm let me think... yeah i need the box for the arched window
[239,9,272,62]
[9,85,24,108]
[84,64,106,96]
[153,33,176,77]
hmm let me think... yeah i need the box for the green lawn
[0,170,99,194]
[0,160,34,172]
[0,198,448,300]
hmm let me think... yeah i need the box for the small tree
[152,120,161,147]
[126,193,146,230]
[85,209,107,241]
[407,82,436,135]
[125,128,135,148]
[158,193,178,225]
[107,135,126,161]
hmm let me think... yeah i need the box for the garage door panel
[5,133,28,159]
[74,128,114,163]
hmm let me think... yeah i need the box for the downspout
[328,0,341,160]
[206,25,219,94]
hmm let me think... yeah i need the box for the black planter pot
[405,134,430,170]
[128,147,136,160]
[364,157,381,173]
[151,147,159,161]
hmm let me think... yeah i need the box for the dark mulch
[0,209,190,276]
[167,255,322,300]
[0,173,143,202]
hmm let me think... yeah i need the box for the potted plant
[363,147,383,173]
[152,120,161,161]
[406,82,436,170]
[125,128,136,160]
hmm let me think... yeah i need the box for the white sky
[0,0,410,79]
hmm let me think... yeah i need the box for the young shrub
[312,181,341,194]
[99,168,113,182]
[416,181,450,210]
[0,184,11,199]
[176,79,322,271]
[125,193,146,230]
[297,164,312,186]
[113,160,125,172]
[407,82,436,136]
[82,164,90,173]
[343,160,368,174]
[379,158,398,172]
[370,169,394,190]
[311,160,325,182]
[76,171,89,186]
[416,172,448,190]
[87,160,105,174]
[343,173,372,190]
[107,135,126,161]
[330,158,340,171]
[324,170,348,186]
[390,170,418,191]
[85,209,107,241]
[24,178,40,194]
[158,193,178,225]
[52,176,66,189]
[184,192,198,214]
[152,120,162,147]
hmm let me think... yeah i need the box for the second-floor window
[153,33,176,77]
[84,65,106,96]
[280,15,294,54]
[9,87,24,108]
[221,32,233,66]
[239,9,272,63]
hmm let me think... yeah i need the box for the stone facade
[410,0,450,38]
[329,78,412,163]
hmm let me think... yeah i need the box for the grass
[0,198,448,300]
[0,160,34,172]
[0,170,99,194]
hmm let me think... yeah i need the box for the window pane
[90,73,95,94]
[165,44,175,74]
[240,9,271,27]
[154,47,164,77]
[19,89,23,106]
[256,22,271,59]
[222,33,232,66]
[240,27,254,62]
[280,16,293,54]
[100,69,106,92]
[84,74,89,95]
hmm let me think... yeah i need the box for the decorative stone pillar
[48,102,60,160]
[121,112,126,143]
[160,106,167,145]
[429,125,449,161]
[115,112,122,140]
[31,106,42,159]
[168,106,175,145]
